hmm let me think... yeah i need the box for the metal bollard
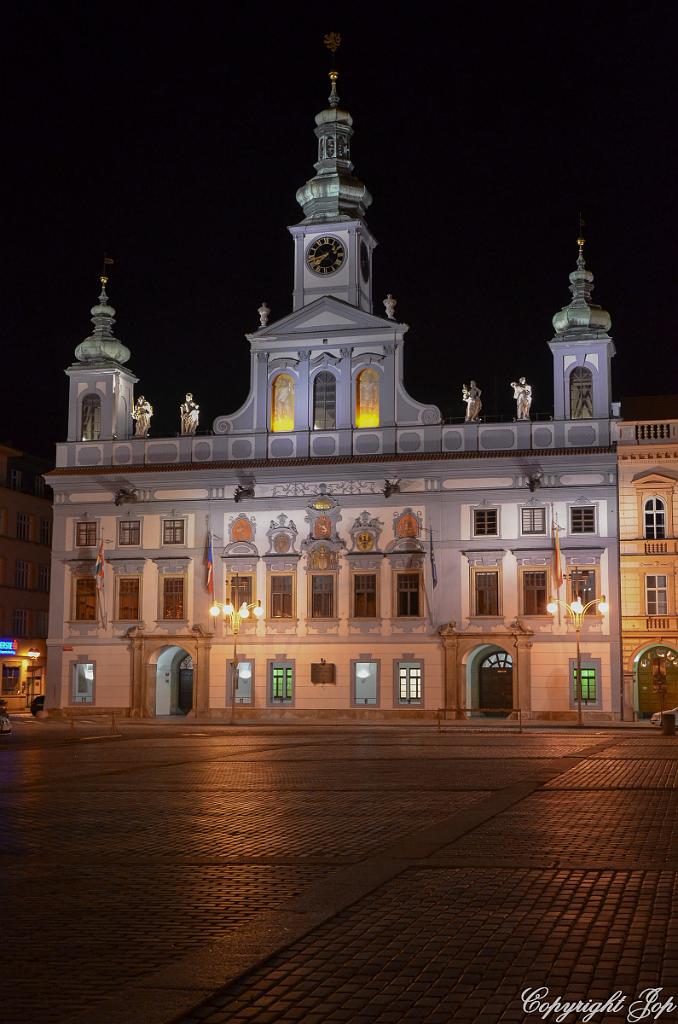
[661,713,676,736]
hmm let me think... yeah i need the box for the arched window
[271,374,295,433]
[569,366,593,420]
[313,372,336,430]
[81,394,102,441]
[644,497,666,540]
[355,368,380,428]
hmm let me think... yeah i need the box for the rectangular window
[473,508,498,536]
[162,577,185,619]
[474,571,499,616]
[2,665,21,694]
[72,662,95,704]
[227,574,253,609]
[523,570,548,615]
[353,662,378,705]
[15,560,29,589]
[9,469,22,491]
[270,662,293,703]
[162,519,185,545]
[118,578,140,620]
[13,609,29,637]
[396,573,421,617]
[570,506,596,534]
[398,661,422,704]
[34,476,45,497]
[646,575,668,615]
[270,575,294,618]
[570,568,596,604]
[40,519,52,546]
[353,573,377,617]
[230,660,253,704]
[118,520,141,546]
[38,565,50,592]
[36,611,49,638]
[521,507,546,535]
[76,521,97,547]
[74,578,97,621]
[573,666,597,702]
[16,512,29,541]
[311,574,334,618]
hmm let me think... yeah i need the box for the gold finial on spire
[576,214,586,266]
[99,254,114,288]
[324,32,342,107]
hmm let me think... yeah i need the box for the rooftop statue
[462,381,482,423]
[180,393,200,435]
[511,377,532,421]
[132,395,153,438]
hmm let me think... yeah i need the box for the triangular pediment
[631,469,678,487]
[247,296,400,341]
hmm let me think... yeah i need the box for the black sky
[4,2,678,459]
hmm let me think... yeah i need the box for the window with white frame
[473,508,498,536]
[397,661,423,704]
[473,570,499,616]
[521,507,546,535]
[72,662,95,703]
[646,575,668,615]
[162,519,185,545]
[229,660,254,704]
[16,512,29,541]
[570,506,596,534]
[119,519,141,546]
[644,498,666,540]
[76,521,97,547]
[270,661,294,704]
[269,574,294,618]
[15,560,29,589]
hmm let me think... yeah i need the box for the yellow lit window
[271,374,295,432]
[356,368,380,428]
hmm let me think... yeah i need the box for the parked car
[0,700,10,734]
[650,706,678,726]
[30,695,45,717]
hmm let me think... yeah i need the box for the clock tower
[290,70,377,313]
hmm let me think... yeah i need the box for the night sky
[5,4,678,459]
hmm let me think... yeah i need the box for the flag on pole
[551,515,565,591]
[429,530,438,589]
[205,531,214,597]
[94,538,105,590]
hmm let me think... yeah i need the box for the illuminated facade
[45,72,623,721]
[616,400,678,717]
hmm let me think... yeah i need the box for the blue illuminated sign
[0,639,18,655]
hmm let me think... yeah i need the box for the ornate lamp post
[547,594,608,726]
[209,581,263,721]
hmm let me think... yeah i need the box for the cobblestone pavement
[1,720,677,1023]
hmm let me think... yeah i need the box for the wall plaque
[311,663,336,684]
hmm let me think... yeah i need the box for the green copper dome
[552,241,611,338]
[295,72,372,224]
[74,282,131,364]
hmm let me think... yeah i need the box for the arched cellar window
[644,497,666,540]
[569,366,593,420]
[313,372,336,430]
[355,368,380,428]
[271,373,295,433]
[81,394,102,440]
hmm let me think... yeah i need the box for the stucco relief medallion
[396,512,419,539]
[274,534,291,554]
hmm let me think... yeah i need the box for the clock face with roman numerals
[306,236,346,276]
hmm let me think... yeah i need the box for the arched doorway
[155,646,193,716]
[466,645,514,718]
[635,645,678,718]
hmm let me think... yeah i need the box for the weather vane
[577,212,586,250]
[100,253,114,287]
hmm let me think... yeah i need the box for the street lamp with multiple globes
[546,593,609,726]
[209,582,264,720]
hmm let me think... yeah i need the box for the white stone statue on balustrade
[180,393,200,435]
[462,381,482,423]
[510,377,532,421]
[132,395,153,438]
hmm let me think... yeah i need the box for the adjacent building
[616,397,678,717]
[0,443,52,709]
[45,72,622,721]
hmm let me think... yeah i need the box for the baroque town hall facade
[46,72,623,721]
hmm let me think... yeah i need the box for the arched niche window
[644,497,666,540]
[355,368,380,428]
[271,373,295,433]
[81,394,102,441]
[313,371,336,430]
[569,366,593,420]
